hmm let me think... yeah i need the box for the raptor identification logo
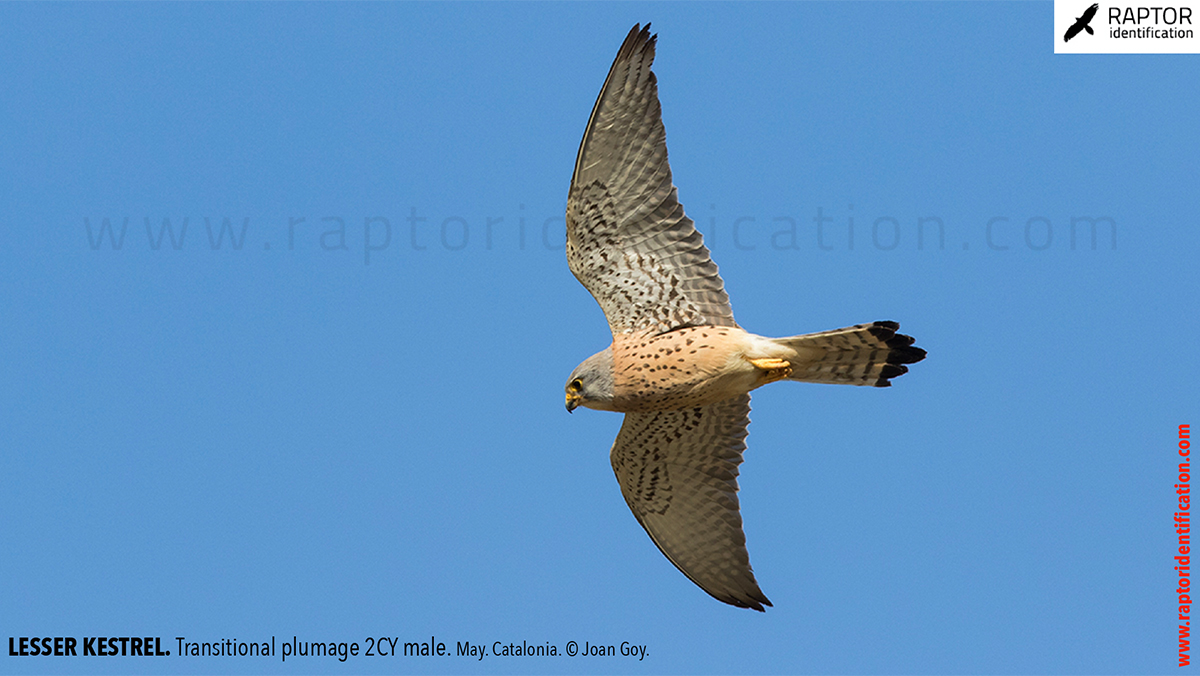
[1055,0,1200,52]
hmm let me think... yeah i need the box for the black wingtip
[720,593,772,612]
[748,593,773,612]
[622,23,656,55]
[704,581,772,611]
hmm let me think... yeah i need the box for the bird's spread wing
[609,394,771,611]
[567,24,735,336]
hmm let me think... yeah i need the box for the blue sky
[0,2,1194,674]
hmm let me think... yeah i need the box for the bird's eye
[569,378,583,392]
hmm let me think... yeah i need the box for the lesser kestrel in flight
[564,24,926,611]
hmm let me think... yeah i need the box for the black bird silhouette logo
[1064,3,1100,41]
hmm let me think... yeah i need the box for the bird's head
[565,346,615,413]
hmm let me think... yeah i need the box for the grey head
[565,346,615,412]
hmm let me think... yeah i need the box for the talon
[748,357,792,381]
[749,358,790,371]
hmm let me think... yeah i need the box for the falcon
[563,24,926,611]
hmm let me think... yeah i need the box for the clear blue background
[0,2,1193,674]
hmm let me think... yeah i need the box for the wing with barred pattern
[609,394,771,611]
[566,24,735,335]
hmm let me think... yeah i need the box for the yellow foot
[748,358,792,381]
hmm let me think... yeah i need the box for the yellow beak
[565,392,581,413]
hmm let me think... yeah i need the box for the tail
[774,321,926,387]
